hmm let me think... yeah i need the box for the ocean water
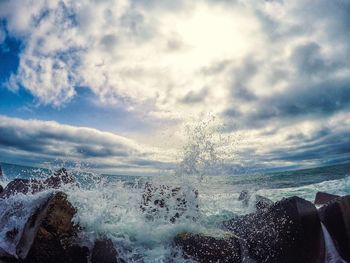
[0,162,349,262]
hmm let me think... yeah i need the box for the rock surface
[318,195,350,262]
[43,168,75,188]
[91,238,118,263]
[174,233,241,263]
[0,168,75,199]
[0,192,86,263]
[0,178,43,198]
[140,182,198,223]
[238,190,251,206]
[314,191,340,205]
[223,196,325,263]
[22,192,84,263]
[255,195,274,210]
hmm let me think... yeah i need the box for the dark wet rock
[4,191,87,263]
[140,182,199,223]
[223,196,325,263]
[0,185,3,195]
[314,191,340,206]
[5,228,19,242]
[91,238,118,263]
[255,195,274,211]
[0,165,3,179]
[65,245,90,263]
[318,195,350,262]
[0,258,19,263]
[0,179,43,198]
[238,189,251,205]
[0,168,75,199]
[0,250,17,262]
[0,192,84,262]
[43,168,75,189]
[174,233,241,263]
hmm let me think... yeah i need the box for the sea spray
[175,116,239,179]
[0,191,52,258]
[321,223,347,263]
[64,175,206,262]
[0,163,350,261]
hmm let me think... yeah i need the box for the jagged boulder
[140,183,199,223]
[318,195,350,262]
[23,192,85,263]
[255,195,274,211]
[0,192,87,263]
[223,196,325,263]
[43,168,75,188]
[91,238,118,263]
[174,233,241,263]
[0,178,43,198]
[238,189,251,206]
[0,168,75,199]
[314,192,340,206]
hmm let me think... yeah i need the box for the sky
[0,0,350,175]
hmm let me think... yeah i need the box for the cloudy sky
[0,0,350,175]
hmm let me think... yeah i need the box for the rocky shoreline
[0,168,349,262]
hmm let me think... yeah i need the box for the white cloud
[2,0,348,121]
[1,0,350,170]
[0,0,263,114]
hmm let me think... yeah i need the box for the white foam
[321,223,347,263]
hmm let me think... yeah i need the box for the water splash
[321,223,347,263]
[175,116,238,179]
[65,176,204,262]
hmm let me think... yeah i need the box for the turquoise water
[0,161,349,262]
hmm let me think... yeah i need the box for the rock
[0,259,18,263]
[255,195,274,211]
[314,192,340,205]
[0,179,44,198]
[43,168,75,189]
[140,182,199,223]
[238,190,251,205]
[174,233,241,263]
[65,245,90,263]
[91,238,118,263]
[318,195,350,262]
[223,196,325,263]
[0,168,75,199]
[0,165,3,179]
[2,191,88,263]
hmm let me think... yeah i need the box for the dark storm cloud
[130,158,175,169]
[0,116,177,174]
[76,145,129,158]
[180,88,208,104]
[229,58,258,102]
[291,43,342,76]
[264,128,350,164]
[249,77,350,124]
[0,116,146,164]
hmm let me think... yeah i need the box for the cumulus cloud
[1,0,350,170]
[1,0,348,118]
[0,0,261,114]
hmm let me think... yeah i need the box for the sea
[0,161,349,262]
